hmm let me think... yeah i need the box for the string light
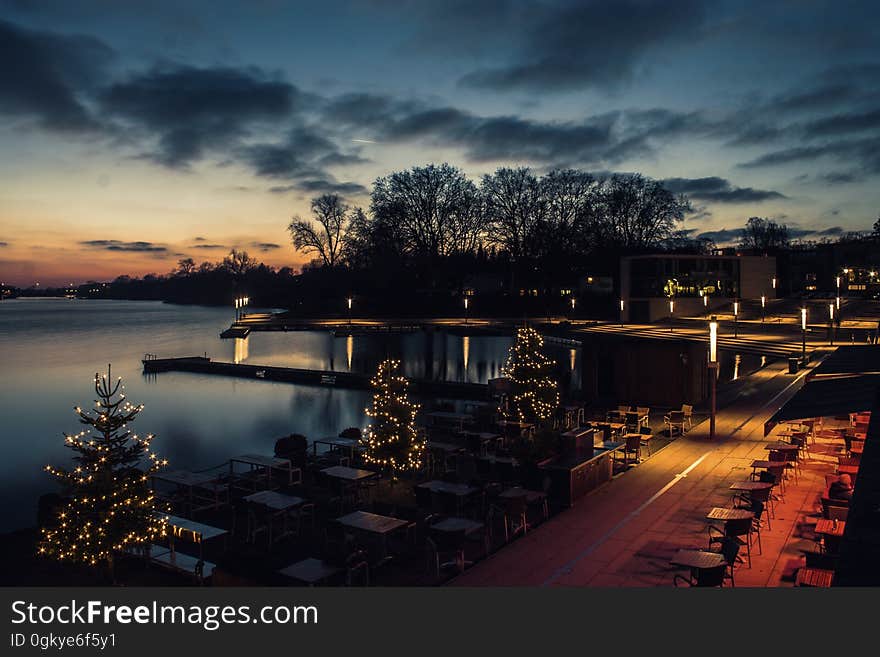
[37,366,168,567]
[361,359,425,477]
[501,326,560,425]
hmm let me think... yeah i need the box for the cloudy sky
[1,0,879,286]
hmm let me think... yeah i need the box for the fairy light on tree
[361,359,425,478]
[38,365,168,573]
[501,326,560,426]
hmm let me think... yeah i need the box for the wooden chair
[681,404,694,430]
[664,410,686,437]
[639,425,654,457]
[623,433,642,467]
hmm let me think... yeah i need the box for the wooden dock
[142,356,489,399]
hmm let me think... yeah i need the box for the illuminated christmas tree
[502,326,560,425]
[38,366,168,571]
[362,359,425,478]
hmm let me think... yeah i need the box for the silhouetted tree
[481,167,545,260]
[738,216,790,253]
[598,174,690,249]
[371,163,484,259]
[288,194,353,267]
[221,249,258,276]
[175,258,195,276]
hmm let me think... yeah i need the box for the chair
[502,495,530,542]
[639,425,654,457]
[623,433,642,467]
[636,407,651,427]
[618,404,632,414]
[708,517,756,568]
[681,404,694,430]
[820,496,849,519]
[712,536,741,587]
[673,563,726,587]
[426,532,465,579]
[625,411,641,432]
[664,410,686,437]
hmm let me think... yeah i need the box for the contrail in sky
[351,138,377,144]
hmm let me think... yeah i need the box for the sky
[1,0,879,286]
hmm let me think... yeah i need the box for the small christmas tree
[38,366,168,570]
[502,326,560,426]
[362,359,425,477]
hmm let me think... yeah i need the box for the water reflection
[463,335,470,373]
[733,354,741,381]
[233,337,248,364]
[346,335,353,371]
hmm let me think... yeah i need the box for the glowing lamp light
[829,303,834,320]
[669,300,674,314]
[709,320,718,364]
[772,277,777,289]
[733,301,739,316]
[801,307,807,331]
[761,295,766,308]
[347,297,352,310]
[619,299,624,312]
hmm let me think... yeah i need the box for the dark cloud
[0,241,8,247]
[250,242,281,252]
[802,108,880,139]
[662,176,786,203]
[0,18,111,130]
[192,236,206,241]
[458,0,705,92]
[79,240,167,252]
[738,136,880,175]
[101,65,298,167]
[325,94,712,165]
[292,179,368,195]
[695,228,744,244]
[190,243,227,249]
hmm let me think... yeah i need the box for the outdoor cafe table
[500,486,549,519]
[243,490,305,544]
[151,469,227,515]
[815,518,846,554]
[458,431,503,454]
[706,507,755,522]
[321,465,378,482]
[749,460,789,491]
[336,511,411,564]
[278,557,342,586]
[418,480,478,515]
[729,481,774,493]
[764,442,800,453]
[669,549,727,573]
[156,513,228,561]
[425,411,475,430]
[850,441,864,456]
[838,463,859,477]
[313,437,362,461]
[497,420,535,437]
[430,517,488,558]
[229,454,301,491]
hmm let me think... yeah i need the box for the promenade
[452,357,836,586]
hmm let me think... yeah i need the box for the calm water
[0,298,758,531]
[0,299,581,531]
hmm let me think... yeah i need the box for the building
[620,253,776,323]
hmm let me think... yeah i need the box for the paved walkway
[452,358,840,587]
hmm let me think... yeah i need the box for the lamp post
[829,303,835,346]
[619,298,624,327]
[347,297,352,327]
[733,300,739,338]
[703,292,709,318]
[836,275,841,297]
[570,297,576,318]
[669,299,674,331]
[708,318,718,440]
[771,277,777,298]
[801,306,807,360]
[761,295,766,324]
[464,297,469,325]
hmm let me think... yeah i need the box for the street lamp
[771,277,777,295]
[464,297,469,325]
[801,306,807,360]
[836,275,841,296]
[619,298,624,327]
[761,295,766,323]
[669,299,675,331]
[347,297,352,327]
[733,300,739,338]
[829,303,835,346]
[570,297,576,317]
[708,318,718,440]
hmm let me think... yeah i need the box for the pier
[142,355,489,399]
